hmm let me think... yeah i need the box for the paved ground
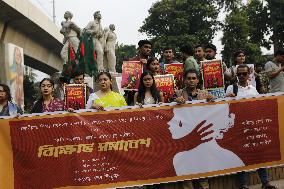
[250,179,284,189]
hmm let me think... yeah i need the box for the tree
[267,0,284,51]
[221,6,262,66]
[221,0,284,52]
[139,0,220,54]
[115,43,137,73]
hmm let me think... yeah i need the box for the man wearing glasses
[225,64,258,97]
[225,64,276,189]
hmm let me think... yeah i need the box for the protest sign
[154,74,175,103]
[121,61,143,90]
[64,84,86,109]
[164,63,184,89]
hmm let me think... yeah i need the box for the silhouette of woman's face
[167,104,235,140]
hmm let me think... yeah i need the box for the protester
[125,40,153,105]
[31,78,64,113]
[134,71,164,105]
[180,45,199,72]
[194,44,206,65]
[72,70,94,101]
[166,69,212,189]
[264,49,284,92]
[175,69,213,103]
[204,44,217,60]
[204,43,227,73]
[146,57,161,76]
[226,64,275,189]
[255,63,270,94]
[161,47,177,64]
[0,84,23,116]
[159,47,179,73]
[226,64,258,97]
[86,72,127,110]
[225,50,247,87]
[130,39,152,65]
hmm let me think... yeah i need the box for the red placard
[154,74,175,103]
[64,84,86,109]
[201,60,224,90]
[164,63,184,89]
[121,61,143,90]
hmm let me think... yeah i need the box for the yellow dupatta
[93,91,127,108]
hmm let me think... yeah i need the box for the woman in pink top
[31,78,64,113]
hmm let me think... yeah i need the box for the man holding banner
[226,64,276,189]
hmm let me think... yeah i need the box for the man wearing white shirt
[226,64,275,189]
[226,64,258,97]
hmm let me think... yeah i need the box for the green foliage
[247,0,270,49]
[115,43,137,73]
[139,0,219,55]
[267,0,284,50]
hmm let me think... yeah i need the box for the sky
[29,0,158,80]
[30,0,156,45]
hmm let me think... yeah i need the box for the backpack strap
[233,83,238,96]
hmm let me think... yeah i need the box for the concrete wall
[0,0,64,75]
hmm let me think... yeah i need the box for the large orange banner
[0,94,284,189]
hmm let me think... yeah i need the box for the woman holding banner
[31,78,64,113]
[86,72,127,110]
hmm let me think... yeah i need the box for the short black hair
[194,44,205,49]
[163,46,173,51]
[146,57,158,69]
[205,44,217,52]
[184,69,200,79]
[255,62,264,68]
[138,40,152,48]
[275,49,284,57]
[237,64,250,72]
[180,45,194,56]
[72,70,85,78]
[234,50,245,58]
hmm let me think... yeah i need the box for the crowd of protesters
[1,40,284,189]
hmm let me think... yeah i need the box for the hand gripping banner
[0,94,284,189]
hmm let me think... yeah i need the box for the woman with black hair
[134,71,164,105]
[86,72,127,110]
[225,50,247,86]
[31,78,64,113]
[0,84,23,116]
[146,57,161,76]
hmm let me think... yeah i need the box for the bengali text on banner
[0,94,284,189]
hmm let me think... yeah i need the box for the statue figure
[102,27,109,71]
[84,11,104,71]
[104,24,117,72]
[60,11,81,64]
